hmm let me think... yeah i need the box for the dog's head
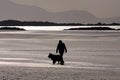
[48,53,53,58]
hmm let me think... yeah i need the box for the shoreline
[0,26,120,31]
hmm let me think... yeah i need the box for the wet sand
[0,30,120,80]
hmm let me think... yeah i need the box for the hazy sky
[11,0,120,18]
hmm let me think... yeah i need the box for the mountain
[100,17,120,24]
[50,10,99,23]
[0,0,99,23]
[0,0,49,21]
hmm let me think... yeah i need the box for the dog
[48,53,64,65]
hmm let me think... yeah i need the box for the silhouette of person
[56,40,67,65]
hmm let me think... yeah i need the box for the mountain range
[100,17,120,24]
[0,0,119,24]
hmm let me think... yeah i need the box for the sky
[10,0,120,18]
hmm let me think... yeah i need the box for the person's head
[59,40,62,44]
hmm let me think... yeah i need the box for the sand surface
[0,66,120,80]
[0,30,120,80]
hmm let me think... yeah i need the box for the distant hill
[0,0,120,24]
[0,27,25,31]
[0,0,99,24]
[100,17,120,24]
[49,10,99,23]
[66,27,117,30]
[0,20,120,26]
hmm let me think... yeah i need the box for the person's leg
[60,53,64,65]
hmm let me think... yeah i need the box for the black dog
[48,53,64,65]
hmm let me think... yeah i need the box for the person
[56,40,67,65]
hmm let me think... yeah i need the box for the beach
[0,66,120,80]
[0,30,120,80]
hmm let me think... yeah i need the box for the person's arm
[64,44,67,53]
[56,44,59,53]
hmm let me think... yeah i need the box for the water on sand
[0,30,120,69]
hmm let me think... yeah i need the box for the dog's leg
[53,60,56,64]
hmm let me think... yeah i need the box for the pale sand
[0,30,120,80]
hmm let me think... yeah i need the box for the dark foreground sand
[0,66,120,80]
